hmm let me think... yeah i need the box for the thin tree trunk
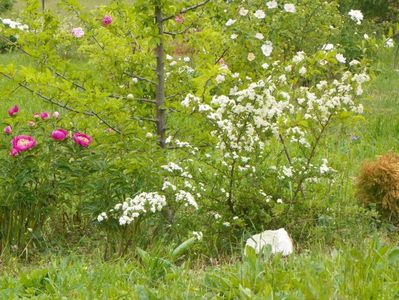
[155,6,166,148]
[41,0,45,11]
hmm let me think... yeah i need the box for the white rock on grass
[245,228,293,256]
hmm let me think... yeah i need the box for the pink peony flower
[12,135,36,152]
[175,14,184,24]
[28,121,35,127]
[8,105,18,117]
[51,129,68,141]
[41,112,49,120]
[4,125,12,135]
[33,113,40,119]
[72,27,84,38]
[72,132,92,147]
[10,147,19,157]
[53,111,60,118]
[102,15,112,26]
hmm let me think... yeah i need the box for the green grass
[0,237,398,298]
[11,0,114,12]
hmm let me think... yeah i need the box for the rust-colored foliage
[356,152,399,223]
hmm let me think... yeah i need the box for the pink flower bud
[33,113,40,119]
[41,112,49,120]
[102,15,112,26]
[51,129,68,141]
[8,105,18,117]
[175,15,184,24]
[72,132,92,147]
[72,27,84,38]
[4,125,12,135]
[53,111,60,118]
[10,147,19,157]
[28,121,35,127]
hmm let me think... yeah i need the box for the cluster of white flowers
[0,18,29,31]
[175,190,198,209]
[98,192,167,226]
[250,3,296,20]
[179,47,369,203]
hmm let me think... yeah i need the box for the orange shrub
[356,152,399,224]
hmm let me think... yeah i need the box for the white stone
[245,228,293,256]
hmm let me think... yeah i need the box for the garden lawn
[0,51,398,299]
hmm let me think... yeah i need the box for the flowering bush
[0,105,97,255]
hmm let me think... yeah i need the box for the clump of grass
[357,152,399,224]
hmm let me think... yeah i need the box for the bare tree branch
[123,71,156,85]
[162,0,211,22]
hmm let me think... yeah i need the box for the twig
[123,71,156,85]
[162,0,211,22]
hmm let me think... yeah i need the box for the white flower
[192,231,203,241]
[198,104,212,112]
[262,63,269,69]
[385,38,394,48]
[363,34,369,40]
[166,54,173,60]
[225,19,236,26]
[261,41,273,57]
[284,4,296,13]
[170,61,177,66]
[239,7,249,16]
[97,212,108,222]
[282,166,293,178]
[299,66,307,75]
[255,32,264,40]
[348,9,363,25]
[183,57,191,62]
[214,213,221,220]
[349,59,360,66]
[231,72,240,78]
[292,51,305,63]
[216,74,226,83]
[320,158,330,174]
[247,52,256,61]
[145,132,153,138]
[335,53,346,64]
[223,222,231,227]
[321,43,334,51]
[254,10,266,19]
[175,190,198,209]
[276,199,283,204]
[266,0,278,9]
[230,33,238,40]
